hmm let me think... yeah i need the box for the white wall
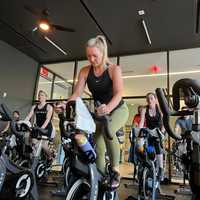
[0,40,39,117]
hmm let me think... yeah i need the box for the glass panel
[77,60,91,98]
[36,75,53,99]
[45,62,75,99]
[53,76,72,99]
[45,62,75,83]
[77,60,90,72]
[120,52,167,96]
[169,48,200,94]
[109,57,117,64]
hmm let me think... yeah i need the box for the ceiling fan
[24,5,75,33]
[24,5,75,55]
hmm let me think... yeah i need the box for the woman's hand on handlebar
[96,104,110,116]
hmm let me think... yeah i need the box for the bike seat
[32,127,48,136]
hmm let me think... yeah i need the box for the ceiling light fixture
[38,19,50,32]
[39,22,50,31]
[142,19,152,45]
[138,10,152,45]
[44,36,67,55]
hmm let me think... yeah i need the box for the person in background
[175,106,192,135]
[13,110,20,121]
[129,105,146,180]
[132,105,146,128]
[139,93,163,131]
[173,107,193,175]
[25,90,54,162]
[139,92,165,181]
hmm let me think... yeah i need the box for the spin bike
[0,103,39,200]
[61,100,119,200]
[129,127,164,200]
[156,78,200,200]
[12,120,56,182]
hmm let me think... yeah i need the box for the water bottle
[147,145,156,160]
[136,138,145,154]
[75,134,96,163]
[147,177,153,189]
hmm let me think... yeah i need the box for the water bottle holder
[86,150,96,163]
[79,150,96,163]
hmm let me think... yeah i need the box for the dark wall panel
[0,40,39,117]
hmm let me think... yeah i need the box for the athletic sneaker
[110,170,121,189]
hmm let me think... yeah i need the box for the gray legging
[94,103,129,174]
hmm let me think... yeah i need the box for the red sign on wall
[40,67,48,77]
[149,65,161,73]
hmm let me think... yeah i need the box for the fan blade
[24,5,41,17]
[24,27,38,37]
[51,24,75,32]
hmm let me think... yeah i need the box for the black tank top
[145,105,162,130]
[87,66,113,104]
[34,104,53,136]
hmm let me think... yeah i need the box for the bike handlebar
[172,78,200,111]
[156,88,182,140]
[64,100,113,140]
[94,101,113,140]
[133,127,162,139]
[0,103,13,121]
[0,103,48,140]
[156,78,200,142]
[10,121,48,139]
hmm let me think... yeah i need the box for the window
[53,77,72,99]
[120,52,167,96]
[169,48,200,93]
[36,68,53,99]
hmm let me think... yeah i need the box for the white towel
[75,97,96,134]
